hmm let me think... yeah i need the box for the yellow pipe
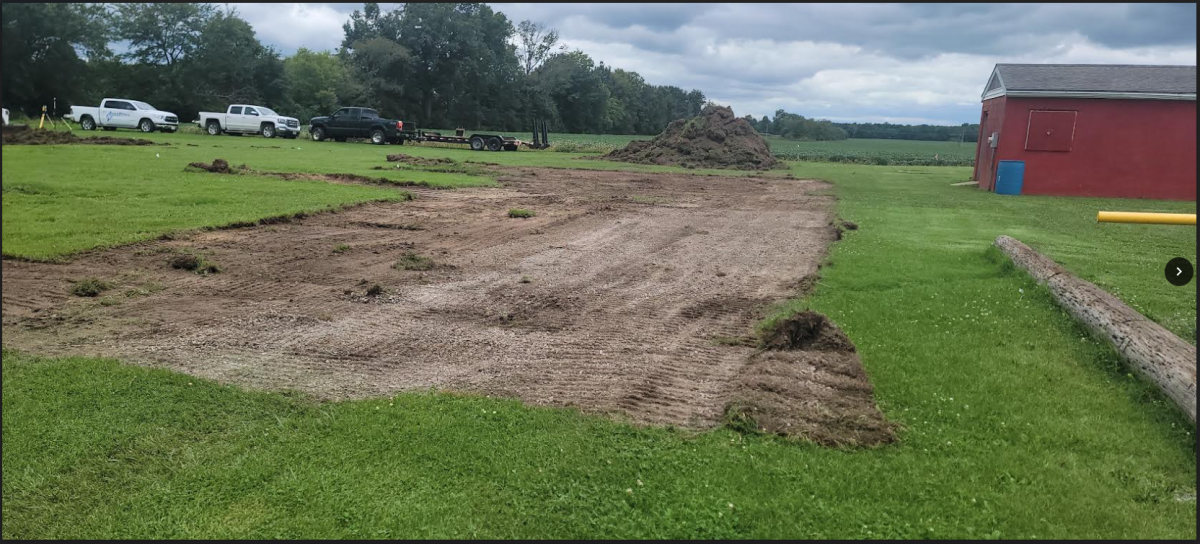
[1097,211,1196,225]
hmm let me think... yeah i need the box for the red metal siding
[973,96,1006,190]
[977,97,1196,200]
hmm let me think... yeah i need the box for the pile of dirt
[604,105,780,170]
[2,130,156,146]
[724,310,893,446]
[760,311,855,351]
[387,154,457,166]
[186,158,248,174]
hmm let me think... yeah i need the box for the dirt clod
[186,158,240,174]
[604,105,780,170]
[2,130,157,146]
[760,310,855,352]
[168,253,220,274]
[842,220,858,230]
[169,254,201,270]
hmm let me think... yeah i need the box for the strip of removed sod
[3,159,1194,538]
[0,142,484,260]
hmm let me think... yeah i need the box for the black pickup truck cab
[307,107,407,144]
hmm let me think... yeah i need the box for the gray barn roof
[983,64,1197,101]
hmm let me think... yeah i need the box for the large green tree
[282,48,357,122]
[1,3,111,115]
[189,8,285,113]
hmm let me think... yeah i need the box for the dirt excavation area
[2,167,892,445]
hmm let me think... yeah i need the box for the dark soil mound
[387,153,457,166]
[724,310,893,446]
[186,159,248,174]
[760,310,855,351]
[725,350,895,446]
[188,158,232,173]
[2,130,156,146]
[604,105,780,170]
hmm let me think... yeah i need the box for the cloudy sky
[233,3,1197,125]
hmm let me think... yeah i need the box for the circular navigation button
[1166,257,1193,287]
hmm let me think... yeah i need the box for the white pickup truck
[197,105,302,138]
[67,98,179,133]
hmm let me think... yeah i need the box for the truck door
[227,106,244,131]
[326,108,350,137]
[101,100,136,128]
[242,106,261,133]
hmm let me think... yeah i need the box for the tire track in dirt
[4,167,839,428]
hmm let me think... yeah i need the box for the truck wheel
[80,116,95,131]
[470,136,485,151]
[206,121,222,136]
[486,137,502,152]
[370,129,386,145]
[262,124,276,138]
[139,119,155,133]
[311,126,326,141]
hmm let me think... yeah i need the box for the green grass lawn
[2,135,1195,538]
[0,132,499,260]
[775,163,1195,344]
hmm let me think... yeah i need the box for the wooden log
[995,235,1196,424]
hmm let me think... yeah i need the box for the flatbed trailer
[399,121,550,151]
[413,130,521,151]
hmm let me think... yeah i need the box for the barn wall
[973,96,1007,190]
[994,97,1197,200]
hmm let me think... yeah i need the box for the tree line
[3,2,978,139]
[742,111,849,141]
[834,121,980,142]
[1,2,705,134]
[742,110,980,142]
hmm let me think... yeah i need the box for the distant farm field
[767,137,977,166]
[530,132,977,166]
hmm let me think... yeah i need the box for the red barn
[974,64,1197,200]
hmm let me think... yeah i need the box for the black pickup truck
[307,107,407,145]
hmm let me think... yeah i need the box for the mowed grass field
[2,129,1196,538]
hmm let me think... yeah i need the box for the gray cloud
[233,3,1196,124]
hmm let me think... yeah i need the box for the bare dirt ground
[3,167,890,441]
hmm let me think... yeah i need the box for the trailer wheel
[469,136,485,151]
[311,126,326,141]
[80,116,96,131]
[486,137,502,152]
[370,129,386,145]
[206,121,222,135]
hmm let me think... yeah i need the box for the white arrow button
[1177,267,1183,276]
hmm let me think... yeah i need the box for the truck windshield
[131,101,156,110]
